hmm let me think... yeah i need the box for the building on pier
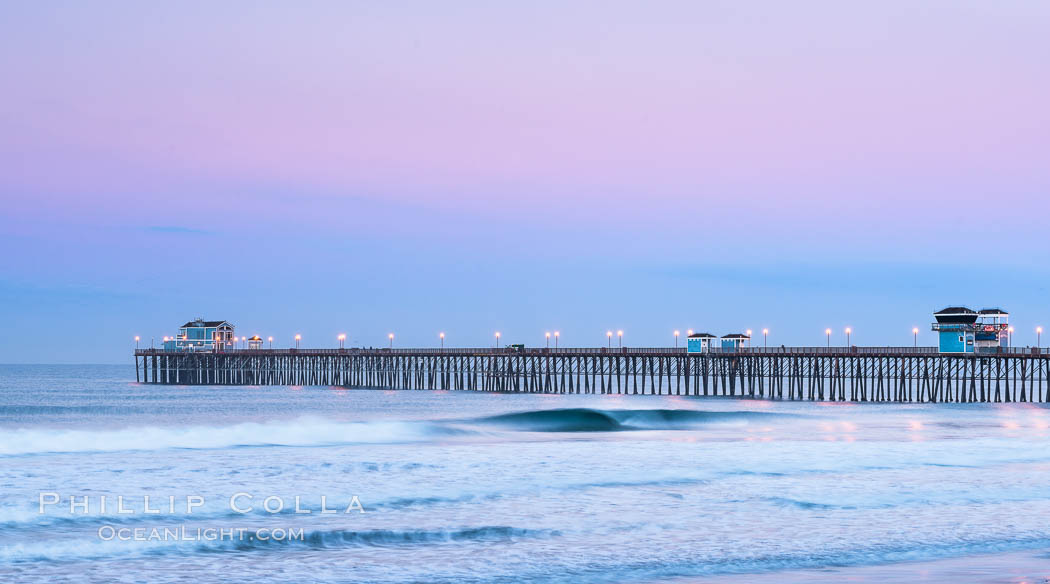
[720,333,750,351]
[162,318,235,352]
[247,335,263,350]
[686,333,716,354]
[932,307,1008,353]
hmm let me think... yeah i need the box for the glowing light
[495,332,500,338]
[607,331,613,337]
[1038,327,1044,334]
[268,336,273,341]
[389,333,394,339]
[337,334,346,341]
[687,329,694,336]
[825,328,832,335]
[134,336,140,341]
[295,334,302,340]
[674,330,680,336]
[439,332,445,338]
[545,332,550,338]
[617,330,623,337]
[845,327,851,334]
[913,327,919,334]
[762,328,768,335]
[746,329,752,336]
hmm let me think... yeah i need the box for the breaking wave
[473,407,786,432]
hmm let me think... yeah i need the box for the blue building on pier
[721,333,750,351]
[687,333,716,353]
[932,307,1009,353]
[162,318,235,352]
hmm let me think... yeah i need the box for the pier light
[687,329,694,336]
[294,334,301,349]
[388,333,394,349]
[268,336,273,349]
[674,330,680,349]
[1008,326,1015,348]
[337,333,346,349]
[762,328,768,349]
[1037,326,1043,349]
[845,327,852,347]
[439,332,445,350]
[134,336,140,349]
[606,330,612,348]
[545,332,551,349]
[495,331,501,348]
[825,328,831,348]
[554,331,559,349]
[912,327,919,347]
[746,329,752,349]
[617,330,623,348]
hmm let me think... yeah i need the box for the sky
[2,0,1049,363]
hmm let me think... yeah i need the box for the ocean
[1,364,1049,583]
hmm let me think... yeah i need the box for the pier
[134,347,1050,403]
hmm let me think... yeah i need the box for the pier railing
[136,345,1017,357]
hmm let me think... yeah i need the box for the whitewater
[2,364,1050,583]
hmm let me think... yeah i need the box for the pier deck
[134,347,1050,403]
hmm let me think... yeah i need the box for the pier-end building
[932,307,1009,353]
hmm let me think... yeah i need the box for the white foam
[0,416,455,456]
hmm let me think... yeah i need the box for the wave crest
[474,407,785,432]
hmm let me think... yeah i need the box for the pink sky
[1,1,1049,361]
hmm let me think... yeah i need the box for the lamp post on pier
[1008,326,1014,348]
[545,332,550,349]
[294,334,301,349]
[607,331,612,348]
[913,327,919,348]
[825,328,831,348]
[746,329,752,349]
[1038,327,1043,349]
[439,332,445,351]
[554,331,559,349]
[268,336,273,349]
[134,336,140,350]
[338,334,346,349]
[845,327,851,348]
[617,330,623,349]
[674,330,679,349]
[763,329,769,349]
[495,331,501,349]
[388,333,394,349]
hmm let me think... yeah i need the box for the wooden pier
[133,347,1050,403]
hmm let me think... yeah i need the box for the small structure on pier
[932,307,1008,353]
[687,333,716,354]
[721,333,750,352]
[247,335,263,350]
[163,318,235,352]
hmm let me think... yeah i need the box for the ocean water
[2,364,1050,583]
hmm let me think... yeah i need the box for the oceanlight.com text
[97,525,306,542]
